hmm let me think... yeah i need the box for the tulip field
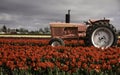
[0,38,120,75]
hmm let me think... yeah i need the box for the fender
[89,19,110,25]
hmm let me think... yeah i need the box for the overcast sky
[0,0,120,31]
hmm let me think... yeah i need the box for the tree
[2,25,7,33]
[19,28,28,34]
[39,28,44,34]
[44,27,50,34]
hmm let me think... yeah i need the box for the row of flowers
[0,44,120,75]
[0,38,85,47]
[0,38,49,46]
[0,38,120,47]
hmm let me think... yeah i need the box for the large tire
[85,21,118,48]
[49,38,65,47]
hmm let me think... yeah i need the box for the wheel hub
[51,41,61,47]
[92,27,114,48]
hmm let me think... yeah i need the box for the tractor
[49,10,118,48]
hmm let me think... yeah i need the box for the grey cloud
[0,0,120,30]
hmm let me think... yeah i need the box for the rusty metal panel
[78,24,87,32]
[63,27,78,38]
[50,23,87,38]
[50,23,78,27]
[50,24,78,38]
[51,27,64,37]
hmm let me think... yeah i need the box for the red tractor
[49,10,118,48]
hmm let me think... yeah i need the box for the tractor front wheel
[49,38,65,47]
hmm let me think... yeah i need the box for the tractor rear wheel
[49,38,65,47]
[85,22,118,48]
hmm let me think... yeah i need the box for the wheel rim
[91,27,114,48]
[51,41,61,47]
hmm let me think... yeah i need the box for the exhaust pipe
[65,10,70,23]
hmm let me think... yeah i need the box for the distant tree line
[0,25,50,34]
[0,25,120,36]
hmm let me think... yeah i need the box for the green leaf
[90,70,97,75]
